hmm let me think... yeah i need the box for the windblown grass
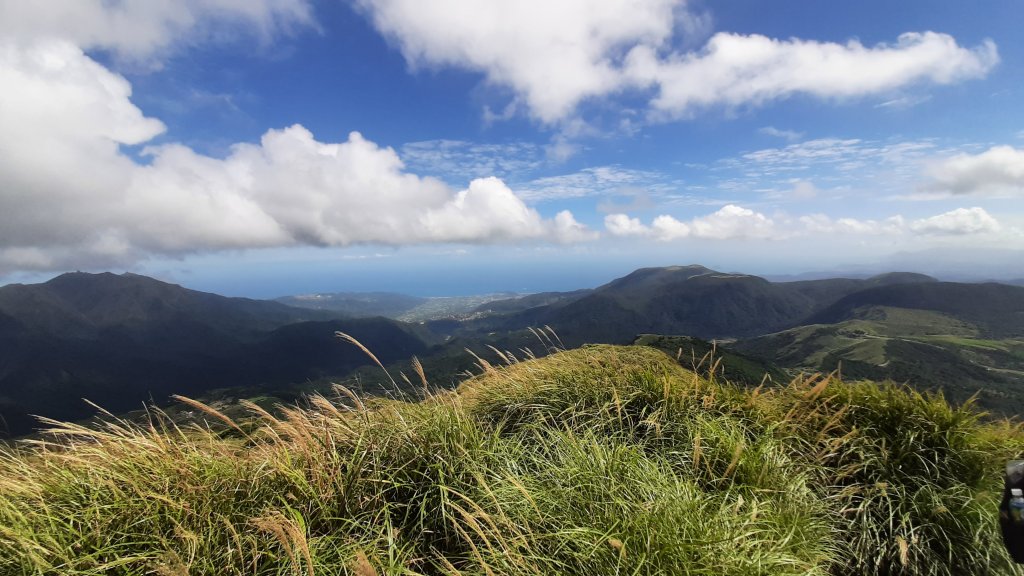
[1,344,1022,574]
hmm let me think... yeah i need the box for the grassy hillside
[732,306,1024,416]
[632,333,788,386]
[808,282,1024,338]
[2,345,1023,575]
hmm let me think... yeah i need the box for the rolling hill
[731,304,1024,415]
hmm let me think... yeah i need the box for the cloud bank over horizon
[605,205,1003,242]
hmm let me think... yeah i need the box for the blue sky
[1,1,1022,297]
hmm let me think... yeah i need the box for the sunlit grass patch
[1,343,1022,574]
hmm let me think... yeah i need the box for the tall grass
[1,344,1022,574]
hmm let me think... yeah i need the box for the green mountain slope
[632,333,788,385]
[731,306,1024,415]
[808,281,1024,337]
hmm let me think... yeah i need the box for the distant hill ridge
[467,264,953,345]
[808,281,1024,337]
[2,266,1022,437]
[0,272,334,339]
[0,272,430,437]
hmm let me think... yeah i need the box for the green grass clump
[1,344,1022,575]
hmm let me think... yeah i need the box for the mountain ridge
[2,266,1022,437]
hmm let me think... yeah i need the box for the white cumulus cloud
[909,207,1001,235]
[353,0,998,123]
[626,31,997,119]
[925,145,1024,195]
[606,205,777,241]
[0,0,314,62]
[354,0,678,123]
[0,39,593,274]
[604,213,650,237]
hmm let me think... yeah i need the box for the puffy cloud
[416,176,546,243]
[685,205,776,240]
[604,213,650,237]
[0,0,313,62]
[650,215,692,241]
[0,39,165,253]
[909,207,1001,235]
[626,31,997,119]
[142,133,593,248]
[925,145,1024,195]
[553,211,600,243]
[353,0,997,122]
[0,41,592,274]
[354,0,678,123]
[606,205,777,241]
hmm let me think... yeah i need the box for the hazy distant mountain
[276,290,524,322]
[470,289,592,316]
[0,273,431,437]
[275,292,426,318]
[0,272,335,340]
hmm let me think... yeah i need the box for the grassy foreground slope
[2,345,1023,575]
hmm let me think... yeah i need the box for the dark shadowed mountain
[444,267,1024,418]
[0,272,336,340]
[0,273,432,437]
[806,281,1024,338]
[466,265,942,346]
